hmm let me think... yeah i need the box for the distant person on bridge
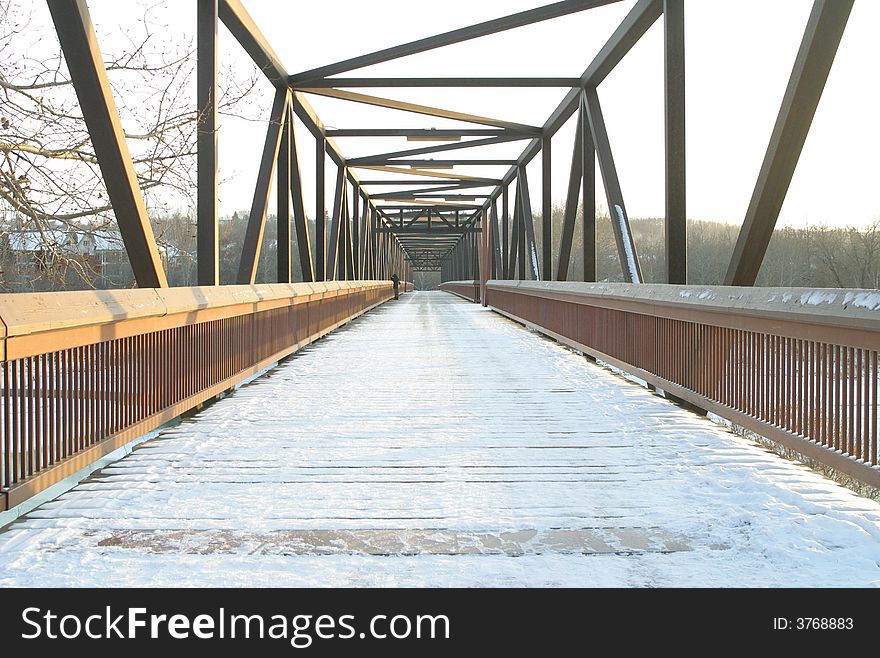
[390,274,400,300]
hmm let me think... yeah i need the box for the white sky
[82,1,880,228]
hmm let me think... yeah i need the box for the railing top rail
[0,281,392,360]
[439,280,880,349]
[485,280,880,329]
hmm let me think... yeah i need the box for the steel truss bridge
[0,0,878,587]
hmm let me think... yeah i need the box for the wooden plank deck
[1,291,879,586]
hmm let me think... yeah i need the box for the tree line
[2,206,877,291]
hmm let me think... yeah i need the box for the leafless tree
[0,0,260,287]
[808,218,880,289]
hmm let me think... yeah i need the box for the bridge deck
[1,291,879,586]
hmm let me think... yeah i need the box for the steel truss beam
[315,136,326,280]
[197,0,219,285]
[517,166,540,280]
[61,0,843,292]
[288,105,314,282]
[47,0,168,288]
[326,164,346,280]
[502,186,509,278]
[490,200,502,279]
[664,0,686,284]
[219,0,287,86]
[556,93,597,282]
[277,98,292,282]
[580,94,597,282]
[342,180,354,279]
[219,0,401,278]
[353,188,363,278]
[556,105,584,281]
[583,87,642,283]
[508,183,521,278]
[237,87,289,284]
[541,135,552,280]
[724,0,853,286]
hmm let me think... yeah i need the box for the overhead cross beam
[362,159,517,167]
[289,0,622,84]
[299,88,541,132]
[360,181,494,189]
[378,195,492,202]
[377,228,482,236]
[379,199,485,208]
[300,77,581,88]
[327,128,519,138]
[355,165,500,184]
[349,135,532,165]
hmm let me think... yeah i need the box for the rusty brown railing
[440,281,480,304]
[0,281,394,509]
[442,280,880,487]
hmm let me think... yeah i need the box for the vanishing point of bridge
[1,0,879,586]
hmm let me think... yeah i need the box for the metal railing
[442,280,880,487]
[441,281,480,304]
[0,281,394,509]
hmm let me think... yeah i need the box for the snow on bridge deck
[1,291,879,586]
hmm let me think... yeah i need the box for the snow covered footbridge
[0,287,879,587]
[2,0,879,586]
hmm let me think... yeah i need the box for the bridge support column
[196,0,219,286]
[480,208,490,307]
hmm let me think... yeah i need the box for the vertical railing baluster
[3,362,11,488]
